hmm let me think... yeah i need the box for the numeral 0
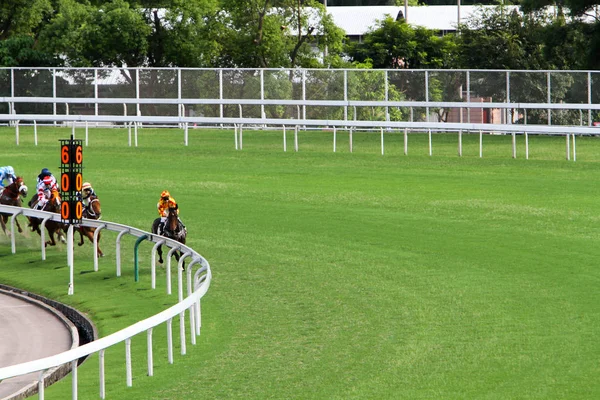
[61,202,70,220]
[75,201,83,219]
[61,173,70,191]
[75,173,82,191]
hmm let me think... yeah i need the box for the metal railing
[0,205,212,400]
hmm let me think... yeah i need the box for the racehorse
[151,205,187,267]
[28,189,67,247]
[77,194,103,257]
[0,177,28,234]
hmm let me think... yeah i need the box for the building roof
[327,5,518,34]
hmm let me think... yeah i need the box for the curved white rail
[0,204,211,399]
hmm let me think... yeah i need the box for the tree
[215,0,346,68]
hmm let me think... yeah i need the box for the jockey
[35,169,59,209]
[81,182,96,209]
[157,190,185,234]
[0,166,16,195]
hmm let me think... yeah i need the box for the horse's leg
[157,245,164,264]
[0,215,7,235]
[45,229,56,247]
[78,227,86,246]
[15,217,22,233]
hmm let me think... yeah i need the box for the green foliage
[346,16,457,69]
[0,35,58,67]
[0,0,52,40]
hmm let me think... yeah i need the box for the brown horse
[77,194,103,257]
[28,189,67,247]
[0,176,28,234]
[151,205,187,266]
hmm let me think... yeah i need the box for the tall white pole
[68,224,74,295]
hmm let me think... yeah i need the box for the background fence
[1,67,600,127]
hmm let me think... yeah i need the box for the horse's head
[15,177,27,197]
[86,195,102,219]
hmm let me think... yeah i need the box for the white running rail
[0,204,211,400]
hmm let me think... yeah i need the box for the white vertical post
[239,124,243,149]
[85,121,89,146]
[349,128,353,153]
[588,72,592,126]
[99,349,105,399]
[134,123,138,147]
[71,360,78,400]
[125,338,132,387]
[479,130,483,158]
[404,128,408,155]
[344,70,348,121]
[525,132,529,160]
[15,120,19,145]
[94,69,99,124]
[234,125,238,150]
[547,72,552,125]
[179,310,187,355]
[260,69,265,120]
[283,125,287,152]
[34,120,38,146]
[380,127,384,155]
[219,69,224,121]
[68,225,74,295]
[294,126,298,152]
[167,318,174,364]
[512,132,516,158]
[572,134,576,161]
[38,370,45,400]
[93,224,104,272]
[302,69,307,122]
[428,129,432,156]
[186,266,196,345]
[458,130,462,157]
[425,71,429,122]
[147,328,154,376]
[115,229,128,276]
[184,122,188,146]
[333,127,337,152]
[466,71,471,123]
[566,134,570,160]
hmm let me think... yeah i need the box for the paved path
[0,292,74,400]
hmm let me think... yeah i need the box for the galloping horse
[28,189,67,247]
[0,177,28,234]
[77,194,103,257]
[151,205,187,266]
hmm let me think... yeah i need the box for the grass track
[0,126,599,399]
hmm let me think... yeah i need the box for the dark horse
[77,195,104,257]
[0,176,28,234]
[28,189,67,247]
[151,205,187,266]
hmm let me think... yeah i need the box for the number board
[59,137,84,224]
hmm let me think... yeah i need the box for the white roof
[328,5,518,34]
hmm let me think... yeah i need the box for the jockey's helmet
[161,190,170,199]
[42,176,52,186]
[40,168,51,176]
[5,166,14,176]
[82,182,92,191]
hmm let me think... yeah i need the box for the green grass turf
[0,126,599,399]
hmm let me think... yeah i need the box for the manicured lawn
[1,126,599,399]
